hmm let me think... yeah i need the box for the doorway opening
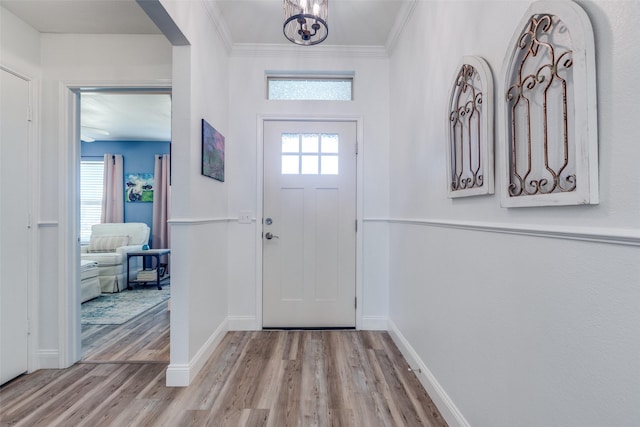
[77,88,172,363]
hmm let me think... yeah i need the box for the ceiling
[0,0,409,46]
[1,0,411,142]
[80,92,172,142]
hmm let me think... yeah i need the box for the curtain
[152,154,171,273]
[101,154,124,223]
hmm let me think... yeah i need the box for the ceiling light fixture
[283,0,328,46]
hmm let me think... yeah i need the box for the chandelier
[283,0,328,46]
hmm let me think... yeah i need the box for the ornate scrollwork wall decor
[500,0,598,207]
[446,56,494,198]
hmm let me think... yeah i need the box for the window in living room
[80,158,104,244]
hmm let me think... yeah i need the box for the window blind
[80,159,104,244]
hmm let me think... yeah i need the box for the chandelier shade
[283,0,328,46]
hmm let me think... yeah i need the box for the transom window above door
[267,76,353,101]
[281,133,339,175]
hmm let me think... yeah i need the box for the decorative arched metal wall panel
[446,56,494,198]
[500,0,598,207]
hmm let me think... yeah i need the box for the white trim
[36,350,60,369]
[166,318,228,387]
[27,74,41,375]
[168,217,234,225]
[200,0,233,53]
[256,117,264,331]
[368,217,640,247]
[165,364,189,387]
[355,118,365,330]
[361,316,388,331]
[227,315,258,331]
[231,43,388,58]
[388,319,470,427]
[58,82,81,368]
[385,0,417,54]
[256,114,365,330]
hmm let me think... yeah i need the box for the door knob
[265,232,279,240]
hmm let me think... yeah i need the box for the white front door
[263,120,357,328]
[0,69,30,385]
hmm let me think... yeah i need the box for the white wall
[0,7,40,74]
[0,21,173,369]
[388,1,640,426]
[4,0,230,384]
[226,49,391,330]
[158,0,230,385]
[37,33,172,367]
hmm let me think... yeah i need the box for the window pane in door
[321,155,339,175]
[282,134,299,153]
[301,155,319,174]
[321,134,339,153]
[282,155,299,174]
[301,134,319,153]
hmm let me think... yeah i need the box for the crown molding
[230,43,389,58]
[201,0,234,54]
[385,0,417,54]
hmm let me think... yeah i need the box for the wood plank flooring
[81,301,170,363]
[2,304,447,427]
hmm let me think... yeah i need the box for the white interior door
[0,69,30,385]
[263,120,357,328]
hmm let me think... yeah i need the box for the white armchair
[81,223,150,293]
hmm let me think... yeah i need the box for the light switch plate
[238,210,252,224]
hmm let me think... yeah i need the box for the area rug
[81,286,170,325]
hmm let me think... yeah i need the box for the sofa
[81,223,150,293]
[80,260,101,302]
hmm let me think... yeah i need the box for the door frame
[255,115,364,329]
[60,80,172,367]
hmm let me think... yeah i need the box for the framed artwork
[201,119,225,182]
[446,55,494,198]
[125,173,154,202]
[499,0,598,207]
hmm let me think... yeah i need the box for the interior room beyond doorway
[79,89,172,363]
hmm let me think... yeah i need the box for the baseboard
[361,315,388,330]
[166,318,228,387]
[227,315,258,331]
[387,319,470,427]
[165,363,189,387]
[36,349,60,369]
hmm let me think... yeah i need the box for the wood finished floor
[81,300,170,363]
[2,304,447,427]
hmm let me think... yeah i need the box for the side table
[126,248,171,290]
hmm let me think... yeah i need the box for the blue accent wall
[81,140,170,248]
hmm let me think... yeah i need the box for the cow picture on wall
[125,173,154,202]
